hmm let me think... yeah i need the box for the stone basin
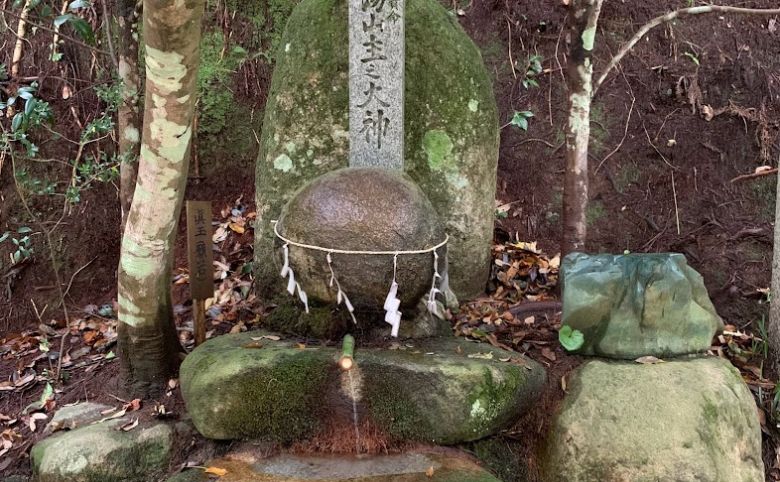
[180,331,545,445]
[167,452,501,481]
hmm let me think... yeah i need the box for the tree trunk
[770,171,780,375]
[118,0,143,229]
[117,0,205,398]
[561,0,603,257]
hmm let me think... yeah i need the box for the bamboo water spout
[339,334,355,371]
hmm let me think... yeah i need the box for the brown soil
[2,0,780,480]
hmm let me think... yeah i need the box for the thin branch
[593,5,780,96]
[0,7,112,56]
[62,256,97,300]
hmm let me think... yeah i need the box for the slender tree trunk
[7,0,32,118]
[117,0,143,229]
[561,0,603,257]
[118,0,205,398]
[770,171,780,375]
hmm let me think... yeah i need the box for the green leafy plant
[508,110,534,131]
[0,226,34,265]
[559,325,585,351]
[521,54,543,89]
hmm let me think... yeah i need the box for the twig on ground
[596,96,635,173]
[507,18,517,80]
[62,257,98,300]
[730,168,779,183]
[671,171,681,235]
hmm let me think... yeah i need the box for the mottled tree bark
[561,0,602,257]
[118,0,143,229]
[118,0,205,398]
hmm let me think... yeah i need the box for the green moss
[750,177,776,221]
[263,299,346,340]
[423,130,455,170]
[614,161,640,193]
[196,31,260,168]
[362,367,432,441]
[195,348,332,442]
[466,368,522,434]
[586,200,606,226]
[589,102,611,156]
[471,437,530,482]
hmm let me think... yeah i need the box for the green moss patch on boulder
[255,0,499,301]
[180,332,544,444]
[541,357,763,482]
[31,419,172,482]
[562,253,723,358]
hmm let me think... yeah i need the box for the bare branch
[593,5,780,96]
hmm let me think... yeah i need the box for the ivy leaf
[509,110,534,131]
[558,325,585,351]
[17,226,32,234]
[0,232,9,243]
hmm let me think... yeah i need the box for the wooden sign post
[186,201,214,346]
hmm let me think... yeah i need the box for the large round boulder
[277,167,445,309]
[254,0,499,301]
[541,357,763,482]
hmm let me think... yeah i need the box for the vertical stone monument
[348,0,404,169]
[254,0,499,302]
[273,0,450,337]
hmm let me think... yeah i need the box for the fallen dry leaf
[28,413,47,432]
[635,356,664,364]
[204,466,228,477]
[426,466,435,477]
[119,417,139,432]
[541,347,557,361]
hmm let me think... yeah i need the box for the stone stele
[277,167,445,310]
[255,0,499,300]
[561,252,724,358]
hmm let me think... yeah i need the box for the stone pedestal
[180,331,545,445]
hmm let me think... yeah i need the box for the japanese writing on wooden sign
[186,201,214,300]
[348,0,405,169]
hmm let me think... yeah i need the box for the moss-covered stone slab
[562,253,723,358]
[541,357,763,482]
[31,418,172,482]
[167,452,500,481]
[254,0,499,301]
[180,332,544,444]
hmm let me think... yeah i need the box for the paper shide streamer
[273,221,448,338]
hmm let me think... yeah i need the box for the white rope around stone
[272,220,449,337]
[273,221,449,255]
